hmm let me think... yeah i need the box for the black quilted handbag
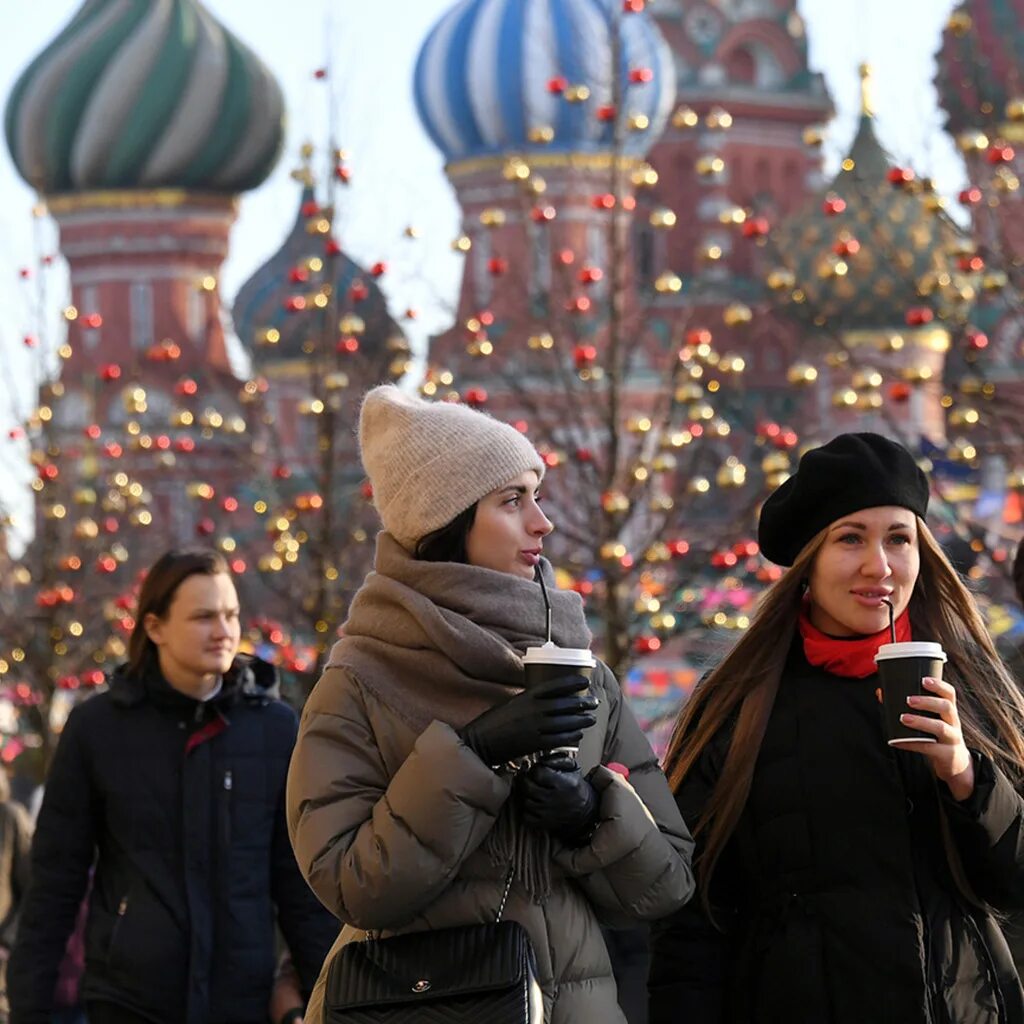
[323,868,543,1024]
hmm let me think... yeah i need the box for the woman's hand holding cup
[458,675,599,768]
[898,676,975,801]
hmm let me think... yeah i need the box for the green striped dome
[4,0,285,195]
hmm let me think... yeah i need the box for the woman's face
[466,470,553,579]
[144,572,241,689]
[807,505,920,637]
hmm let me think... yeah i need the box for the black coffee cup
[874,641,947,746]
[522,643,595,757]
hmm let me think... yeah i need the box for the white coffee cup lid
[523,643,595,667]
[874,641,947,663]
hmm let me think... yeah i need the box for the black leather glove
[458,675,598,767]
[521,753,600,847]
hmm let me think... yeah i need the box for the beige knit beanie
[358,385,546,551]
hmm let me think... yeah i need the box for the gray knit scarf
[325,532,593,902]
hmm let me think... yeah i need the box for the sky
[0,0,966,537]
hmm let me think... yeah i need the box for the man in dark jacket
[9,549,336,1024]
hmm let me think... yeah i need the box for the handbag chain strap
[494,864,515,924]
[365,864,516,941]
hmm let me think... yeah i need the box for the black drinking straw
[536,566,553,644]
[881,598,896,644]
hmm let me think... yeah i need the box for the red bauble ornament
[273,465,292,480]
[325,239,342,257]
[301,200,319,217]
[886,166,915,185]
[905,306,934,327]
[634,635,661,655]
[686,327,713,346]
[196,517,216,537]
[833,236,861,257]
[361,481,374,500]
[284,296,307,313]
[370,261,388,277]
[530,205,557,222]
[888,382,912,403]
[966,328,989,350]
[175,437,196,453]
[23,335,38,348]
[175,378,198,396]
[958,254,984,273]
[289,267,310,284]
[96,556,117,574]
[596,104,617,122]
[103,442,123,459]
[822,195,846,216]
[742,216,770,238]
[568,295,592,314]
[81,313,103,329]
[350,280,369,302]
[987,143,1015,164]
[84,424,102,440]
[464,387,488,407]
[628,67,654,84]
[668,540,690,557]
[230,558,247,574]
[573,344,597,367]
[575,447,593,462]
[591,193,616,210]
[336,336,360,354]
[623,0,645,11]
[959,186,983,206]
[547,76,568,94]
[579,265,604,285]
[558,248,576,265]
[334,164,352,183]
[487,257,509,276]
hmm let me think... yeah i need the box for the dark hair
[127,548,232,677]
[1013,537,1024,606]
[414,504,478,564]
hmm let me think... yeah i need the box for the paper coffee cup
[874,641,947,747]
[523,643,595,757]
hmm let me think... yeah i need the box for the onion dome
[935,2,1024,139]
[232,185,406,366]
[4,0,284,195]
[414,0,676,165]
[769,75,970,332]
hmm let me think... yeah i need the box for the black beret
[757,432,929,566]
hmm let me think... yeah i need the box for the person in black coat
[9,548,337,1024]
[650,433,1024,1024]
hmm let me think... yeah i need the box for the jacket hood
[108,654,281,710]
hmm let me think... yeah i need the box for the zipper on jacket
[108,895,129,961]
[221,769,232,850]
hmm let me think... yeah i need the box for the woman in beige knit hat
[286,385,695,1024]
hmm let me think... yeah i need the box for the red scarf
[798,606,912,679]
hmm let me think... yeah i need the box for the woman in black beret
[649,431,1024,1024]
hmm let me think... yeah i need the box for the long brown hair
[127,548,231,677]
[664,517,1024,912]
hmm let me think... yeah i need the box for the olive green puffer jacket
[288,659,694,1024]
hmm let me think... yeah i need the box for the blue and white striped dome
[414,0,677,165]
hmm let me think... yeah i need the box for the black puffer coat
[650,643,1024,1024]
[9,657,337,1024]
